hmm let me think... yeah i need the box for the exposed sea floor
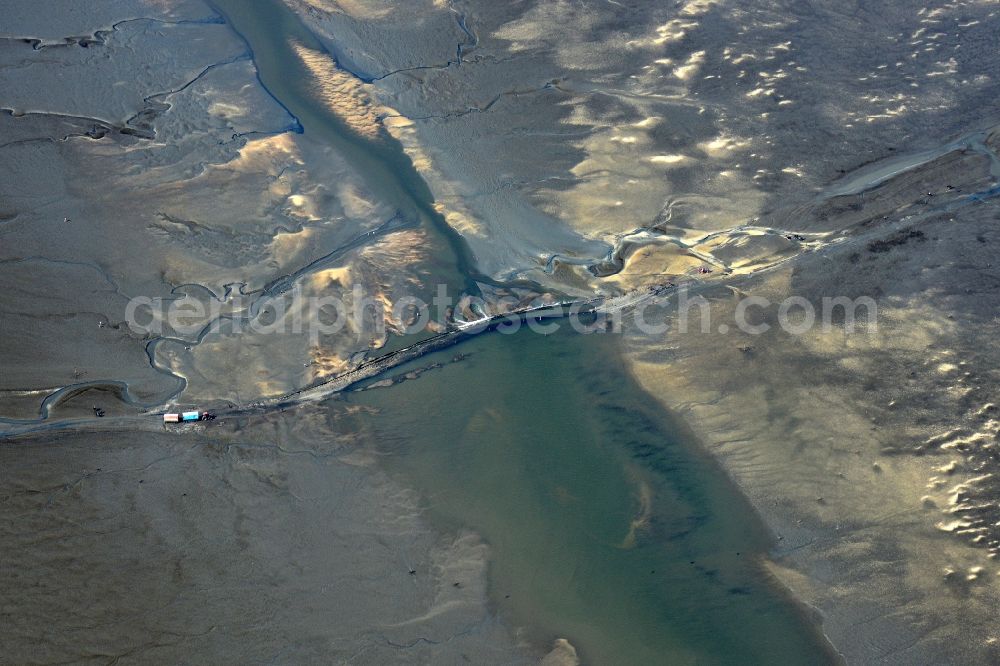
[0,0,837,662]
[0,417,539,664]
[0,326,836,664]
[3,0,1000,663]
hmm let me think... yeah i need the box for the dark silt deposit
[4,0,1000,663]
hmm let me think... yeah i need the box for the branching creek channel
[4,0,844,662]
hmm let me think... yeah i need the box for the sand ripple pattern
[291,40,385,138]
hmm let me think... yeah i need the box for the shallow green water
[206,1,837,662]
[351,328,835,663]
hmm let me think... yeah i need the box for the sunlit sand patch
[655,19,697,45]
[159,330,312,403]
[291,41,385,138]
[359,228,428,278]
[794,300,954,372]
[154,217,433,402]
[927,57,959,77]
[492,1,597,55]
[678,0,721,16]
[865,104,909,123]
[491,1,628,71]
[308,348,353,381]
[618,471,653,549]
[219,132,302,174]
[120,123,404,299]
[744,86,774,99]
[723,47,757,66]
[207,101,247,119]
[649,154,689,166]
[672,192,769,233]
[673,50,705,80]
[294,0,394,19]
[310,265,353,287]
[531,96,766,246]
[383,113,487,239]
[540,639,580,666]
[268,225,318,266]
[303,267,366,375]
[381,115,432,172]
[536,107,686,236]
[870,303,957,351]
[284,192,321,221]
[697,133,751,158]
[336,180,380,220]
[438,203,484,239]
[162,237,430,404]
[605,243,703,290]
[692,230,797,273]
[285,179,345,224]
[627,19,697,48]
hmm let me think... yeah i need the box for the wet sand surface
[622,138,1000,663]
[284,0,1000,661]
[0,328,835,665]
[3,0,1000,663]
[0,419,537,664]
